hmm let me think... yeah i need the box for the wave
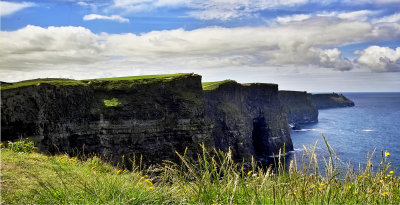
[267,150,295,158]
[294,128,317,132]
[362,129,375,132]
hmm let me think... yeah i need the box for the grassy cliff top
[0,78,87,90]
[202,80,237,91]
[202,80,276,91]
[87,73,186,81]
[1,73,190,90]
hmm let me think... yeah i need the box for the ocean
[290,92,400,171]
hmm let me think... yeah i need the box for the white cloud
[356,46,400,72]
[343,0,400,5]
[373,13,400,23]
[276,14,311,24]
[83,14,130,23]
[0,25,104,71]
[0,1,36,16]
[1,20,400,82]
[108,0,310,21]
[274,10,379,25]
[337,10,377,21]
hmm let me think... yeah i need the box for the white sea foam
[362,129,375,132]
[267,150,295,158]
[294,128,317,132]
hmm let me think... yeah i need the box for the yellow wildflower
[293,192,297,195]
[247,170,253,176]
[389,171,394,174]
[116,170,122,175]
[321,183,325,186]
[380,180,383,183]
[348,185,351,189]
[91,166,96,170]
[138,182,142,185]
[148,186,154,190]
[385,152,390,157]
[384,191,388,195]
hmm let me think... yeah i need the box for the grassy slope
[202,80,235,91]
[0,74,187,90]
[90,74,185,81]
[1,140,400,204]
[0,79,87,90]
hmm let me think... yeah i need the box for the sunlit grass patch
[103,98,122,107]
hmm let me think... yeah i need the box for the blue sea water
[290,92,400,171]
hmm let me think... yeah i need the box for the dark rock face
[279,91,318,124]
[310,93,355,109]
[1,74,213,165]
[204,81,293,161]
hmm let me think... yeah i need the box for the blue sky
[1,0,400,91]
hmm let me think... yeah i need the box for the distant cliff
[279,91,318,125]
[203,80,293,161]
[1,74,213,165]
[310,93,355,109]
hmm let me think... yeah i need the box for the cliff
[2,75,294,165]
[203,80,293,161]
[279,91,318,124]
[310,93,355,109]
[1,74,213,165]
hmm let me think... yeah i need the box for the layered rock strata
[204,80,293,161]
[1,74,213,165]
[279,91,318,124]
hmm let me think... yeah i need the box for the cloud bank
[357,46,400,72]
[1,18,400,82]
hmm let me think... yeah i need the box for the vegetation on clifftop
[0,78,87,90]
[0,73,190,90]
[202,80,236,90]
[1,138,399,204]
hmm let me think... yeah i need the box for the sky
[1,0,400,92]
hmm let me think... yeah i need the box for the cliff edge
[279,91,318,125]
[203,80,293,161]
[310,93,355,109]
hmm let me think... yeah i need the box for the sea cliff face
[1,74,294,165]
[279,91,318,124]
[310,93,355,109]
[204,81,293,161]
[1,74,213,165]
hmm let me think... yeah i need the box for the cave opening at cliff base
[252,116,270,158]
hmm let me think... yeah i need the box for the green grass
[103,98,122,107]
[0,78,87,90]
[1,74,189,90]
[202,80,236,91]
[1,137,399,204]
[89,74,186,81]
